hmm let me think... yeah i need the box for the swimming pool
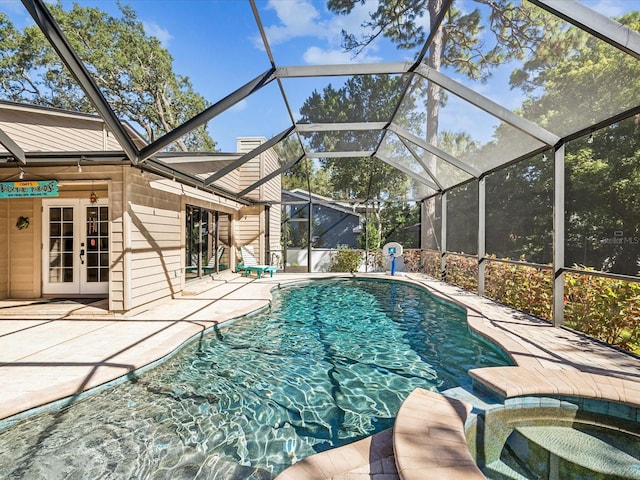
[0,278,511,479]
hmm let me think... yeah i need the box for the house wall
[0,105,283,310]
[0,166,124,303]
[0,107,123,152]
[235,137,281,265]
[123,169,245,311]
[0,160,272,310]
[0,200,6,298]
[217,213,232,268]
[312,204,359,248]
[211,168,239,195]
[5,198,40,298]
[125,169,183,310]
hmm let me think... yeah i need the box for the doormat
[44,298,105,305]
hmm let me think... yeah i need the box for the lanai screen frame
[1,0,640,327]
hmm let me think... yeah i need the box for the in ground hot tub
[466,396,640,480]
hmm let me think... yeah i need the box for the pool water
[0,278,511,479]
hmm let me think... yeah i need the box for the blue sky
[1,0,638,152]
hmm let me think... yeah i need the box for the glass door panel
[84,205,109,284]
[47,206,75,284]
[80,202,109,294]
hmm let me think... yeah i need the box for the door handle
[80,248,85,264]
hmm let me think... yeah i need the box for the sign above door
[0,180,58,198]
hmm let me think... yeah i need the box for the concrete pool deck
[1,272,639,478]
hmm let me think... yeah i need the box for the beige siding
[268,205,281,256]
[217,214,233,268]
[237,138,270,201]
[109,172,126,311]
[239,158,261,201]
[233,137,282,263]
[7,198,40,298]
[0,109,123,152]
[236,211,264,262]
[211,169,239,194]
[236,137,264,154]
[261,148,281,203]
[0,200,8,298]
[126,170,183,310]
[0,106,282,308]
[262,148,282,255]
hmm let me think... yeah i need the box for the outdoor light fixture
[77,159,82,173]
[587,133,594,144]
[19,167,24,180]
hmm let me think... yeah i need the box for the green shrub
[483,262,640,353]
[485,259,553,321]
[399,249,640,354]
[421,250,441,278]
[366,249,386,272]
[565,270,640,353]
[447,254,478,291]
[328,247,363,273]
[402,249,422,273]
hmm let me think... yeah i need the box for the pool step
[274,388,483,479]
[392,388,485,480]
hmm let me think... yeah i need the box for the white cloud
[262,0,322,45]
[303,46,382,65]
[143,21,172,48]
[258,0,385,64]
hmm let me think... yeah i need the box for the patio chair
[203,246,226,274]
[238,245,277,278]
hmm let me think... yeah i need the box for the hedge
[403,249,640,354]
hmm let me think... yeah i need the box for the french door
[42,199,109,296]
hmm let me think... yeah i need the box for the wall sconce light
[587,133,594,144]
[77,159,82,173]
[19,167,25,180]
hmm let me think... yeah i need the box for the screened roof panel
[256,0,428,67]
[376,131,436,187]
[0,6,98,114]
[392,75,427,139]
[518,32,640,137]
[466,121,547,173]
[387,132,474,191]
[273,135,305,167]
[206,81,292,153]
[1,0,640,203]
[281,73,408,126]
[442,0,640,139]
[299,129,384,153]
[415,75,548,173]
[46,0,274,153]
[516,1,640,137]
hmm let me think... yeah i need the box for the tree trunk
[422,0,444,251]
